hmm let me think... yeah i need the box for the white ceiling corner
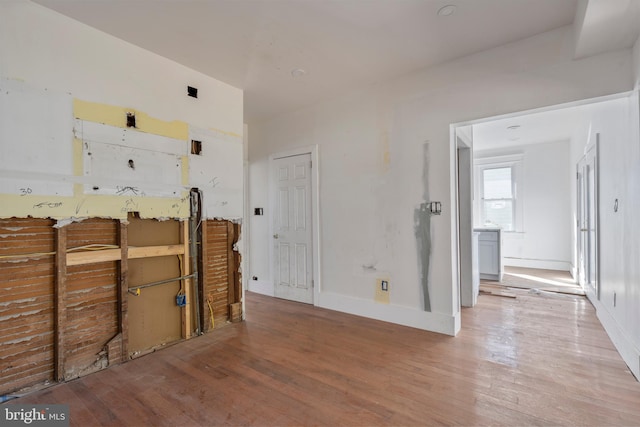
[574,0,640,59]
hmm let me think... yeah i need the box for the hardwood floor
[482,266,585,296]
[10,290,640,426]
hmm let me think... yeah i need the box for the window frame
[474,154,524,232]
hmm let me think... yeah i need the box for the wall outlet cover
[375,278,390,304]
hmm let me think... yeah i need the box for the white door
[272,154,313,304]
[577,137,599,299]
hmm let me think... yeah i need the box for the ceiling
[472,106,587,151]
[34,0,579,122]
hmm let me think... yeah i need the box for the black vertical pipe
[190,188,201,335]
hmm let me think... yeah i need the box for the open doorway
[454,95,621,309]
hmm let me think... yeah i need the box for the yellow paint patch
[0,194,190,221]
[375,278,390,304]
[209,127,243,139]
[73,99,189,141]
[181,156,190,186]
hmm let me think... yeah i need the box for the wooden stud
[66,244,185,266]
[233,223,242,304]
[227,221,236,306]
[200,219,209,332]
[54,225,67,382]
[128,244,184,259]
[118,221,129,362]
[180,221,192,339]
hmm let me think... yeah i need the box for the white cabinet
[475,228,503,281]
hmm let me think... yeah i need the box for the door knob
[273,234,279,239]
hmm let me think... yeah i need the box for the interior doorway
[452,96,616,315]
[271,152,314,304]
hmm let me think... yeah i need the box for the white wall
[248,25,634,336]
[0,0,244,221]
[569,93,640,380]
[633,35,640,88]
[0,1,242,135]
[475,140,572,271]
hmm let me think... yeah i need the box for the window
[482,167,514,230]
[474,155,523,231]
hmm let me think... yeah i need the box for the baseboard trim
[248,280,274,297]
[593,299,640,381]
[317,291,460,336]
[503,257,571,271]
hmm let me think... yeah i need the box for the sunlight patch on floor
[506,272,577,288]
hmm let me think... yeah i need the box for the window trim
[474,154,524,232]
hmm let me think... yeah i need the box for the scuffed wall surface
[0,1,242,136]
[190,127,244,220]
[0,218,55,395]
[633,35,640,88]
[0,1,243,222]
[248,26,634,334]
[0,81,243,221]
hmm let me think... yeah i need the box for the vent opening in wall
[126,112,136,128]
[191,140,202,155]
[187,86,198,98]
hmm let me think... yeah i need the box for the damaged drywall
[414,143,432,312]
[0,81,243,222]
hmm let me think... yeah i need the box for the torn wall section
[0,80,243,222]
[0,81,244,395]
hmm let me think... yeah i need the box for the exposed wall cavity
[414,143,432,312]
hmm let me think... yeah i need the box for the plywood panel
[0,218,55,394]
[127,216,182,356]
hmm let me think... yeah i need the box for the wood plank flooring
[9,290,640,426]
[484,266,585,296]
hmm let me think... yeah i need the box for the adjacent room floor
[9,289,640,426]
[481,266,585,297]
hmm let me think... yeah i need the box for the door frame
[269,145,320,305]
[450,91,631,321]
[455,129,475,307]
[576,136,600,301]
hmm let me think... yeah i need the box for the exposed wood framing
[66,244,184,266]
[129,244,184,259]
[199,216,208,332]
[0,218,55,395]
[227,221,236,307]
[200,220,242,331]
[1,216,242,395]
[118,221,129,362]
[54,226,67,382]
[180,221,192,339]
[232,222,242,304]
[66,248,120,266]
[64,219,119,380]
